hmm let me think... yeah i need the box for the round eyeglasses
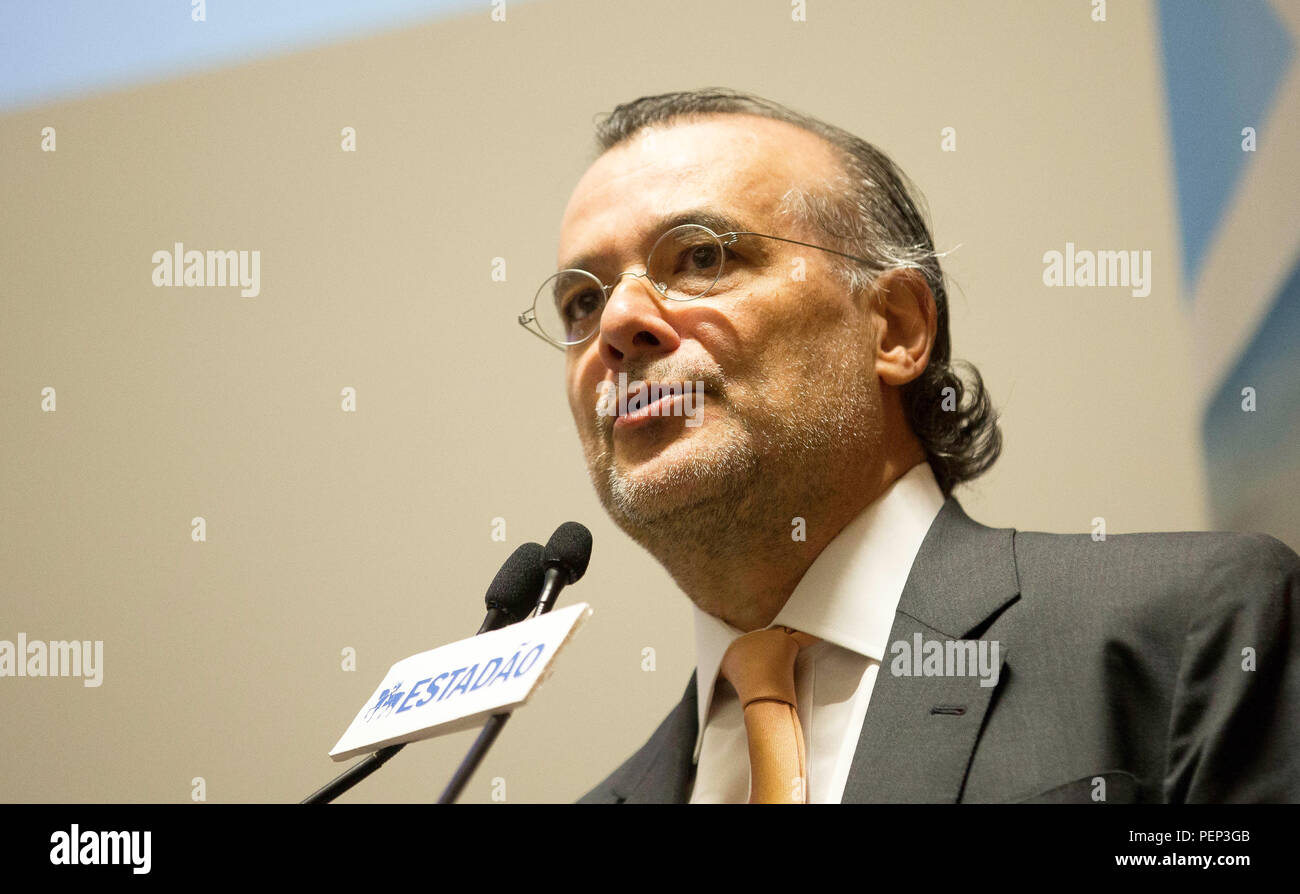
[517,223,874,349]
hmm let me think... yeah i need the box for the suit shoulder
[1173,531,1299,633]
[1011,527,1297,607]
[1011,525,1295,566]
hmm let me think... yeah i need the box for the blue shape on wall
[1201,250,1300,545]
[0,0,500,112]
[1156,0,1292,292]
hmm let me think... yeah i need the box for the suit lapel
[841,497,1019,802]
[604,498,1019,804]
[611,672,698,803]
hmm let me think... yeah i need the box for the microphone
[535,522,593,616]
[479,541,546,633]
[302,543,546,804]
[438,523,594,803]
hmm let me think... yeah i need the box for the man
[517,89,1300,803]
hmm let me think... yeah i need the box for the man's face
[557,114,886,541]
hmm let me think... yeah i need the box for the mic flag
[328,602,591,761]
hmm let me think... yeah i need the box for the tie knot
[719,626,819,708]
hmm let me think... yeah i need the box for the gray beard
[586,349,881,565]
[599,419,762,562]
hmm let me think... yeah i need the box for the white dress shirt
[688,461,946,803]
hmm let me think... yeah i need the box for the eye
[561,287,603,323]
[684,242,722,271]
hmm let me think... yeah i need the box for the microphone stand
[435,594,565,804]
[434,713,510,804]
[301,606,522,805]
[301,744,404,805]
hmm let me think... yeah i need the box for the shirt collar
[691,460,946,762]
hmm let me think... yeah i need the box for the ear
[871,267,937,387]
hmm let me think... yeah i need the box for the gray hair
[592,87,1001,496]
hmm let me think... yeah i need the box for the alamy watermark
[0,633,103,687]
[889,634,1000,688]
[1042,242,1151,298]
[596,372,705,427]
[50,825,150,874]
[151,242,261,297]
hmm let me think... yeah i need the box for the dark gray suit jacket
[578,498,1300,803]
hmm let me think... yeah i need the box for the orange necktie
[719,626,819,804]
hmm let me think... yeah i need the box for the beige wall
[1,0,1211,802]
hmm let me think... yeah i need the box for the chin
[601,426,757,525]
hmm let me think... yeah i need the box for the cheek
[565,351,601,424]
[742,290,869,403]
[732,280,846,365]
[565,383,588,427]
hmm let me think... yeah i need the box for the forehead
[557,113,839,268]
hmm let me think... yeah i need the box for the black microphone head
[485,542,546,620]
[543,521,593,584]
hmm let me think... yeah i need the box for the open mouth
[616,390,683,427]
[604,380,708,430]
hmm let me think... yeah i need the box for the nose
[597,271,681,370]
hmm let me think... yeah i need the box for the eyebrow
[558,207,761,274]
